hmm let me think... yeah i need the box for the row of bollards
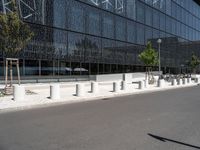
[12,77,199,101]
[172,77,192,86]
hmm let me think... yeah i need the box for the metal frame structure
[1,0,36,19]
[90,0,124,12]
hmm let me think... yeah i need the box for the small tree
[188,53,200,74]
[0,0,33,92]
[138,41,158,83]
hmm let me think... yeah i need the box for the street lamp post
[157,39,162,77]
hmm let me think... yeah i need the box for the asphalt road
[0,86,200,150]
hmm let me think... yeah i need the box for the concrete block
[13,85,25,101]
[50,84,60,100]
[76,83,85,97]
[90,74,123,82]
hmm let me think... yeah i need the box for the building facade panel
[1,0,200,77]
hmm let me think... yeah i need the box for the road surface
[0,86,200,150]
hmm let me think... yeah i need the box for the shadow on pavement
[148,133,200,149]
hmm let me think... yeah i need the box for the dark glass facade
[1,0,200,77]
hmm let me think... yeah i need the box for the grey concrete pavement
[0,86,200,150]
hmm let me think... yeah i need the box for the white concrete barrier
[158,79,165,87]
[171,79,177,86]
[121,81,127,91]
[183,78,187,85]
[177,78,183,86]
[138,81,144,89]
[50,84,60,100]
[187,78,192,84]
[113,81,120,92]
[13,85,25,101]
[91,82,99,94]
[76,83,85,97]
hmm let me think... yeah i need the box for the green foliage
[0,6,33,57]
[138,41,158,66]
[189,53,200,72]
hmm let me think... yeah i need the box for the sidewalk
[0,80,198,112]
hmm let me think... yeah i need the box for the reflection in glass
[126,0,136,20]
[102,13,114,38]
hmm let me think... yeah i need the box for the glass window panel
[68,1,85,32]
[53,29,68,59]
[145,0,153,5]
[59,61,71,75]
[68,32,85,58]
[166,16,172,33]
[136,1,145,23]
[84,36,101,61]
[115,0,125,15]
[41,60,53,76]
[160,13,165,31]
[171,19,176,35]
[136,23,145,45]
[0,58,3,76]
[115,16,126,41]
[153,9,159,29]
[171,1,176,18]
[25,60,39,76]
[127,20,136,43]
[160,0,166,12]
[86,0,100,6]
[145,26,153,44]
[153,0,165,10]
[53,0,67,29]
[145,6,152,26]
[152,29,159,42]
[166,0,171,15]
[87,7,101,36]
[101,0,115,12]
[102,39,115,63]
[115,42,127,64]
[102,13,114,38]
[126,0,136,20]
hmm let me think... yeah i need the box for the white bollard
[91,82,99,94]
[187,78,192,84]
[121,81,127,91]
[183,78,187,85]
[195,78,200,84]
[144,80,149,88]
[158,79,165,88]
[50,84,60,100]
[177,78,183,86]
[171,79,177,86]
[113,81,120,92]
[138,81,144,89]
[13,85,25,101]
[76,83,85,97]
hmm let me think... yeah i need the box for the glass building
[1,0,200,78]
